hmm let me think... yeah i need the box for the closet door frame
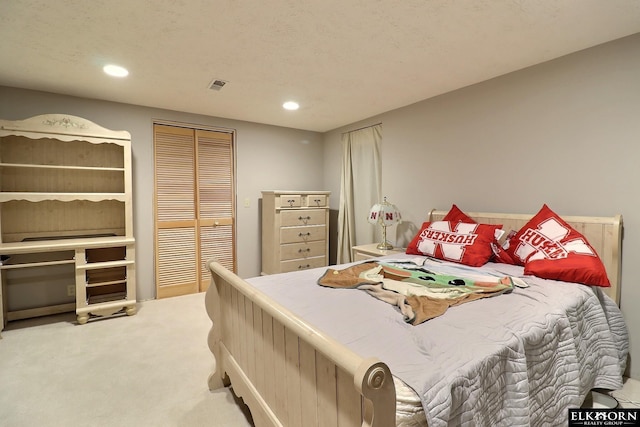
[153,120,237,298]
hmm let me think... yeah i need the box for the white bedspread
[247,254,628,426]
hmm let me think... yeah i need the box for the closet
[153,123,235,298]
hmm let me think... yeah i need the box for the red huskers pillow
[504,204,610,287]
[406,220,500,267]
[441,205,515,264]
[442,204,475,223]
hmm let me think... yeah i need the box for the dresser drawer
[280,209,326,227]
[278,195,301,208]
[280,256,326,273]
[280,225,326,244]
[280,241,326,261]
[353,251,375,262]
[305,194,327,207]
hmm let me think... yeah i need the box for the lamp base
[375,224,395,251]
[376,242,394,250]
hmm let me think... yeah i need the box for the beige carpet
[0,293,254,427]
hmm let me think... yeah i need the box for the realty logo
[514,218,595,263]
[417,222,478,263]
[569,408,640,426]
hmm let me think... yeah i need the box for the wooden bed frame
[205,210,623,427]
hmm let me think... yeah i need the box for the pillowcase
[503,204,610,287]
[442,204,475,223]
[441,204,515,264]
[406,220,500,267]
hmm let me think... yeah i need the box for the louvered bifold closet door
[154,125,198,298]
[197,130,236,291]
[154,124,236,299]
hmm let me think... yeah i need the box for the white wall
[323,33,640,378]
[0,86,325,301]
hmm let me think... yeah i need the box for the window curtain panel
[337,124,382,263]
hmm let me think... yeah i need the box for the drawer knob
[298,248,311,253]
[313,199,322,205]
[287,199,295,206]
[298,232,311,237]
[298,215,311,222]
[298,264,311,270]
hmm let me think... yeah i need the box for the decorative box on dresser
[0,114,136,334]
[261,191,331,275]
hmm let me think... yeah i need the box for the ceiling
[1,1,639,133]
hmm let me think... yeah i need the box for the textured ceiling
[1,1,639,132]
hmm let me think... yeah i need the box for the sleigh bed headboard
[428,209,623,305]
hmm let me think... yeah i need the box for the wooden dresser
[0,114,136,332]
[261,191,330,275]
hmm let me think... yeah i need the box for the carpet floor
[0,292,254,427]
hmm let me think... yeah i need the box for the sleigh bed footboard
[205,259,396,427]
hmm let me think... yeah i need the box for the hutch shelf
[0,114,136,333]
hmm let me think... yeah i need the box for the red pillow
[504,204,610,287]
[442,204,475,223]
[491,241,517,265]
[406,220,500,267]
[441,205,515,264]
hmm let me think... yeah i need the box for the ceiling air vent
[208,79,228,91]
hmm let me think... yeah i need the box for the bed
[205,207,628,427]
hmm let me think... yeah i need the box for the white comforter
[248,254,628,427]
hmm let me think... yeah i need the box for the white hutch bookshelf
[0,114,136,333]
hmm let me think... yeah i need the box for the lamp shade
[367,198,402,226]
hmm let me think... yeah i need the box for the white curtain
[337,124,382,263]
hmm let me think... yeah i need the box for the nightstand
[351,243,405,262]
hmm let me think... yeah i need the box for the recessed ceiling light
[283,101,299,111]
[103,64,129,78]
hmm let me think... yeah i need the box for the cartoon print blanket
[317,259,517,325]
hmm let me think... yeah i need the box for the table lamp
[367,197,402,250]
